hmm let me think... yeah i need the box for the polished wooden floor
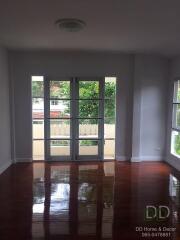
[0,161,179,240]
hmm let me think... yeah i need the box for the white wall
[132,55,168,162]
[9,51,134,162]
[166,58,180,171]
[0,47,11,173]
[8,51,169,166]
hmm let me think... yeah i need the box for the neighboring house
[33,99,70,119]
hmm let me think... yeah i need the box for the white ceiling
[1,0,180,56]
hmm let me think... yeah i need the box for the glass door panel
[78,100,100,118]
[45,78,105,161]
[78,119,99,139]
[46,79,72,160]
[50,119,70,139]
[49,140,71,156]
[75,78,103,160]
[78,140,99,156]
[50,81,70,99]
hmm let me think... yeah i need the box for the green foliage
[104,82,116,123]
[79,100,99,118]
[32,81,44,97]
[79,81,99,99]
[80,140,98,146]
[175,134,180,155]
[50,81,70,99]
[176,106,180,126]
[51,140,69,146]
[78,81,116,123]
[32,80,116,122]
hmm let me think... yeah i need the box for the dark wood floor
[0,161,179,240]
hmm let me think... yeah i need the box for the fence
[33,123,115,159]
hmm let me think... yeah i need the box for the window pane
[104,99,115,118]
[104,140,115,159]
[79,119,98,138]
[32,98,44,119]
[50,100,70,118]
[171,131,180,157]
[32,76,44,98]
[50,81,70,99]
[105,77,116,99]
[33,140,44,160]
[79,100,99,118]
[33,120,44,139]
[174,80,180,102]
[50,119,70,139]
[104,119,115,138]
[79,81,99,99]
[173,104,180,129]
[79,140,98,155]
[50,140,70,156]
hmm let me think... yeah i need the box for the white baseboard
[131,157,142,162]
[131,156,164,162]
[15,158,32,163]
[116,156,129,161]
[0,160,12,175]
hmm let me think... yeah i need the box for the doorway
[32,77,116,161]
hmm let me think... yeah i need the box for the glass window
[173,104,180,129]
[173,80,180,103]
[32,76,44,161]
[78,140,99,155]
[79,100,99,118]
[104,99,115,118]
[104,77,116,160]
[104,119,115,139]
[32,76,44,98]
[33,140,44,160]
[50,140,70,156]
[50,81,70,99]
[104,140,115,159]
[50,100,70,118]
[79,119,99,138]
[171,131,180,157]
[171,80,180,157]
[33,120,44,139]
[50,119,70,139]
[79,81,99,99]
[104,77,116,99]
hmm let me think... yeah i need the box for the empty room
[0,0,179,239]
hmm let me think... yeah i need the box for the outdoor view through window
[32,76,116,160]
[171,79,180,157]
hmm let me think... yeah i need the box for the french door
[45,78,104,161]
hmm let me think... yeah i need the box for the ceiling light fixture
[55,18,86,32]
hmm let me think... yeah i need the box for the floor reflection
[169,174,180,226]
[32,162,115,239]
[31,162,180,239]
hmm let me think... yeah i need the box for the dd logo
[146,205,170,221]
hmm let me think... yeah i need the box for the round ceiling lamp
[55,18,86,32]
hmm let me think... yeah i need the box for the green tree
[78,81,116,123]
[32,81,44,97]
[175,134,180,155]
[32,80,116,121]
